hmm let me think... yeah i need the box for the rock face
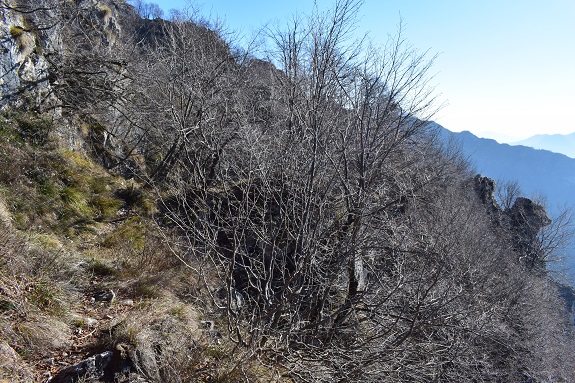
[474,174,500,212]
[0,5,52,109]
[0,0,125,111]
[473,174,552,235]
[0,0,144,173]
[509,196,552,266]
[473,175,552,268]
[509,197,552,238]
[0,340,33,381]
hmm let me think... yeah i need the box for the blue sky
[150,0,575,142]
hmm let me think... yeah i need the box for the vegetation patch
[0,2,574,382]
[26,279,66,316]
[0,116,126,234]
[0,117,23,145]
[9,25,24,38]
[15,115,52,146]
[28,233,62,252]
[130,280,161,299]
[90,194,124,221]
[86,258,116,277]
[103,216,146,252]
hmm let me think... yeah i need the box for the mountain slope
[2,1,575,381]
[434,122,575,281]
[511,132,575,158]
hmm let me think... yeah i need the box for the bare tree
[129,0,163,19]
[531,205,574,269]
[496,178,522,211]
[3,1,574,380]
[159,1,500,381]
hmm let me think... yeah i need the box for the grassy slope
[0,113,280,382]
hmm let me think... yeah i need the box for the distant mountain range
[432,122,575,283]
[511,132,575,159]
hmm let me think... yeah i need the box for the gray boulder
[51,351,113,383]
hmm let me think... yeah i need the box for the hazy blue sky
[150,0,575,142]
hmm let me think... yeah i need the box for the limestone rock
[0,0,124,111]
[93,289,116,303]
[474,174,500,212]
[51,351,113,383]
[0,6,51,110]
[509,197,551,238]
[507,196,552,267]
[129,332,161,382]
[0,340,33,381]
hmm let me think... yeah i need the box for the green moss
[71,317,86,328]
[16,116,52,146]
[29,233,61,251]
[61,186,93,217]
[90,195,122,221]
[103,216,146,252]
[86,259,116,277]
[26,279,65,316]
[9,25,24,38]
[63,151,91,168]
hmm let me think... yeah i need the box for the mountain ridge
[511,132,575,158]
[433,123,575,210]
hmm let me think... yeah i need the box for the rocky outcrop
[509,197,551,239]
[51,351,114,383]
[473,174,551,235]
[0,4,52,110]
[509,196,551,267]
[0,340,34,381]
[50,345,140,383]
[0,0,126,111]
[473,174,552,268]
[473,174,500,213]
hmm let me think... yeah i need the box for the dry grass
[0,340,34,383]
[0,112,288,382]
[104,293,283,383]
[0,197,12,228]
[0,229,73,382]
[0,115,130,235]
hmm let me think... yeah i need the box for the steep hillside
[1,1,575,382]
[435,123,575,281]
[0,115,234,382]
